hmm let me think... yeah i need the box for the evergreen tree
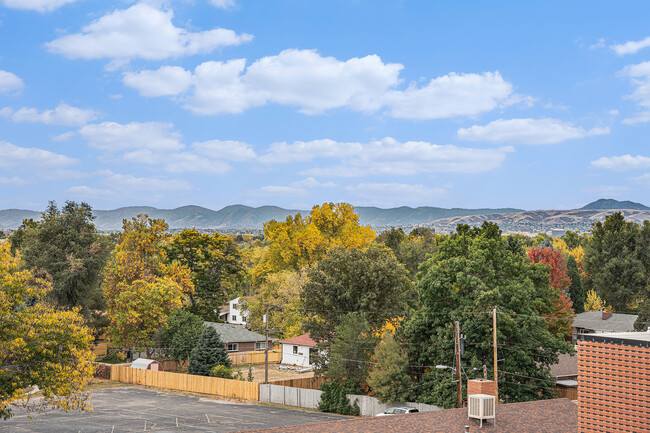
[160,309,205,363]
[188,326,231,376]
[566,255,585,314]
[367,331,412,403]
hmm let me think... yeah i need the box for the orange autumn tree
[527,247,575,338]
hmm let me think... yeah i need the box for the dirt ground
[232,364,315,383]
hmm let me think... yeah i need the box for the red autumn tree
[528,247,575,339]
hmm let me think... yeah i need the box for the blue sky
[1,0,650,211]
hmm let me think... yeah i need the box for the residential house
[279,333,317,367]
[577,331,650,432]
[550,353,578,400]
[572,310,637,343]
[218,297,250,326]
[204,322,268,353]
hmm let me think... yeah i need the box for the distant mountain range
[0,199,647,232]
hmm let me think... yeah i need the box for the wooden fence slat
[110,365,259,401]
[228,350,282,366]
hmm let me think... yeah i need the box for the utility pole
[493,307,498,404]
[455,321,462,408]
[264,303,270,385]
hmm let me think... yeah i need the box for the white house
[219,297,249,326]
[279,333,317,367]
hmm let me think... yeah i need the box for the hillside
[0,204,523,231]
[580,198,650,211]
[424,209,650,234]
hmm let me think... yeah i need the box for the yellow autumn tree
[584,290,612,312]
[0,243,94,419]
[553,238,586,278]
[257,203,375,279]
[103,215,193,347]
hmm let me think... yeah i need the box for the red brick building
[577,332,650,432]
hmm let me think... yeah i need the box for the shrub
[318,382,360,416]
[210,365,234,379]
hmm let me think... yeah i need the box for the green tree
[562,230,581,249]
[405,222,572,408]
[14,201,111,332]
[326,313,377,389]
[583,213,648,312]
[188,326,231,376]
[395,228,437,279]
[301,245,411,350]
[566,255,585,314]
[160,309,205,364]
[633,299,650,331]
[103,215,193,347]
[376,227,407,251]
[165,229,244,321]
[317,382,360,416]
[367,331,412,403]
[0,243,95,419]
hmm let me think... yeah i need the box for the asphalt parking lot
[0,387,345,433]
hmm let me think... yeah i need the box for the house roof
[279,333,317,347]
[204,322,266,344]
[573,311,637,333]
[549,353,577,378]
[219,305,230,315]
[237,398,577,433]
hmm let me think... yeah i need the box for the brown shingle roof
[238,398,577,433]
[550,353,578,378]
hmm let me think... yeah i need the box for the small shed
[130,358,163,371]
[280,333,317,367]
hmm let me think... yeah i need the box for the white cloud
[124,49,522,119]
[457,118,610,145]
[1,103,99,126]
[123,66,193,97]
[0,176,30,185]
[209,0,235,9]
[632,173,650,187]
[383,72,515,120]
[0,70,24,94]
[611,36,650,55]
[46,3,252,61]
[1,0,81,12]
[259,137,513,176]
[192,139,257,161]
[250,177,336,197]
[590,38,606,50]
[346,182,447,206]
[0,140,76,168]
[619,61,650,123]
[79,121,184,152]
[591,154,650,171]
[67,171,192,200]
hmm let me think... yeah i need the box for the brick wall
[578,337,650,432]
[467,379,496,397]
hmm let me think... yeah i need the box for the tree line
[2,200,649,417]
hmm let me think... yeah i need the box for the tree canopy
[188,326,231,376]
[0,243,94,419]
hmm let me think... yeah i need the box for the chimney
[602,311,613,320]
[468,379,496,397]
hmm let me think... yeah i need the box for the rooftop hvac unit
[468,394,495,428]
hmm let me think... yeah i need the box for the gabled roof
[204,322,266,344]
[238,398,577,433]
[573,311,637,333]
[279,333,317,347]
[550,353,577,378]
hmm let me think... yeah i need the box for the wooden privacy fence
[269,376,325,390]
[110,365,259,401]
[228,350,281,366]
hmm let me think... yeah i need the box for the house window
[231,315,237,322]
[242,316,247,323]
[233,304,238,310]
[255,342,266,351]
[293,345,298,354]
[227,343,239,352]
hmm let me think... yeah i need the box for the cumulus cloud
[1,0,81,12]
[251,177,336,197]
[0,140,76,168]
[346,182,447,206]
[79,121,184,152]
[619,61,650,124]
[632,173,650,187]
[457,118,610,145]
[1,103,99,126]
[259,137,513,176]
[46,3,252,61]
[0,176,31,185]
[123,66,193,97]
[67,171,192,201]
[383,72,515,120]
[0,70,24,94]
[123,49,522,119]
[611,36,650,56]
[591,154,650,171]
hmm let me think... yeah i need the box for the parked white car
[376,407,420,416]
